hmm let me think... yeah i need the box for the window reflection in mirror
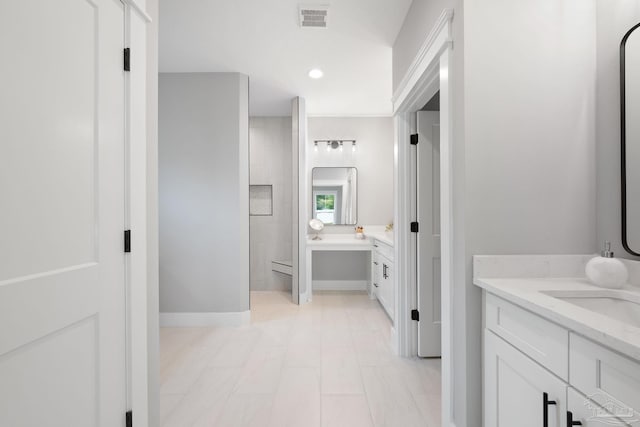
[311,167,357,225]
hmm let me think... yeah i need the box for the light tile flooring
[160,291,442,427]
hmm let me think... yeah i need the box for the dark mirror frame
[621,23,640,256]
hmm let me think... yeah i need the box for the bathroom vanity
[305,230,395,321]
[371,236,394,320]
[474,255,640,427]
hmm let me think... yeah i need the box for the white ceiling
[159,0,412,116]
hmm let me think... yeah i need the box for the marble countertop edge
[474,277,640,362]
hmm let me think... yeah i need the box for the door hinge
[124,230,131,253]
[124,48,131,72]
[411,309,420,321]
[410,222,419,233]
[410,133,419,145]
[126,410,132,427]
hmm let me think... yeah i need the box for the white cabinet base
[485,330,566,427]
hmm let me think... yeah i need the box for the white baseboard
[312,280,368,291]
[160,310,250,327]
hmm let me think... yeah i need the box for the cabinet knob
[373,283,379,288]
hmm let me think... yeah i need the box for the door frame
[391,8,455,427]
[122,1,152,426]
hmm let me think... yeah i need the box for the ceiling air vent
[299,4,329,28]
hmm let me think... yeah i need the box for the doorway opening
[392,9,455,425]
[414,93,442,358]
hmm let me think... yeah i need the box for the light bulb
[309,69,323,79]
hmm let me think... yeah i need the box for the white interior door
[0,1,127,426]
[417,111,442,357]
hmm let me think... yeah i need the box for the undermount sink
[542,289,640,328]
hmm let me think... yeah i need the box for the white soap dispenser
[585,242,628,289]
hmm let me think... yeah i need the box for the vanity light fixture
[313,139,356,152]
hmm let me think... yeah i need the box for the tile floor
[160,291,442,427]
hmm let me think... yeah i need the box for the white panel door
[0,1,127,426]
[417,111,441,357]
[485,331,567,427]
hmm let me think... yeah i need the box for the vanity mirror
[621,23,640,256]
[311,167,357,225]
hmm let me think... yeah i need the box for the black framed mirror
[311,167,358,225]
[621,22,640,256]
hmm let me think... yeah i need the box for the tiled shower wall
[249,117,293,291]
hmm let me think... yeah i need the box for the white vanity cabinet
[485,330,566,427]
[372,239,394,320]
[566,388,634,427]
[372,251,382,298]
[483,292,640,427]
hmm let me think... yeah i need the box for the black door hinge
[410,134,419,145]
[124,48,131,72]
[411,309,420,321]
[410,222,419,233]
[124,230,131,253]
[126,410,132,427]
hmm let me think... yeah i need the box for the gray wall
[307,117,394,230]
[313,251,369,280]
[393,0,456,91]
[306,117,394,284]
[159,72,250,313]
[464,3,597,424]
[394,1,597,425]
[465,1,597,254]
[392,0,455,92]
[249,117,293,291]
[146,0,159,425]
[595,0,640,261]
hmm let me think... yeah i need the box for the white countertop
[306,231,394,248]
[366,231,394,247]
[306,234,372,248]
[475,277,640,362]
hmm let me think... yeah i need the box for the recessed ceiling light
[309,69,323,79]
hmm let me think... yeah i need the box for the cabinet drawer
[486,294,569,380]
[567,387,637,427]
[569,333,640,421]
[373,239,393,260]
[372,252,381,297]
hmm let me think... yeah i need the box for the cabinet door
[570,333,640,421]
[567,387,637,426]
[377,254,393,318]
[372,252,382,298]
[485,330,567,427]
[382,259,395,320]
